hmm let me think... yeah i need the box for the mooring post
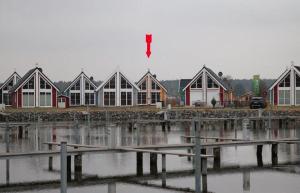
[187,136,192,161]
[74,154,82,182]
[18,126,23,139]
[272,143,278,165]
[201,157,208,193]
[256,145,263,167]
[136,152,143,176]
[162,154,166,187]
[224,120,227,130]
[234,119,238,139]
[67,155,72,182]
[150,153,158,175]
[195,119,202,193]
[5,120,10,185]
[213,147,221,169]
[48,144,53,171]
[60,141,67,193]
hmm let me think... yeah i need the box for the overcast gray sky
[0,0,300,82]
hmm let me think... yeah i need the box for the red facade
[185,87,190,106]
[17,88,22,108]
[219,87,224,105]
[52,87,57,107]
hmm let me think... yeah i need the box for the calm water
[0,120,299,193]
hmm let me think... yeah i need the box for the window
[23,77,34,89]
[104,92,115,106]
[296,74,300,87]
[121,76,132,89]
[23,92,34,107]
[151,92,160,104]
[71,93,80,106]
[71,80,81,90]
[279,90,290,105]
[138,92,146,104]
[85,93,95,105]
[151,81,160,90]
[3,93,11,105]
[40,77,51,89]
[40,92,51,106]
[207,76,219,88]
[191,76,202,88]
[3,78,14,90]
[85,79,94,90]
[279,74,290,87]
[121,92,132,106]
[139,80,147,90]
[104,76,116,89]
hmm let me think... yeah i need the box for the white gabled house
[96,70,140,107]
[0,71,21,106]
[63,71,97,106]
[182,65,228,106]
[269,64,300,106]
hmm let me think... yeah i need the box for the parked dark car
[250,97,266,109]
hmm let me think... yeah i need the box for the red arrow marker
[146,34,152,58]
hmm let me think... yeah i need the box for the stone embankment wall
[1,109,299,122]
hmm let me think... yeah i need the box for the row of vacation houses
[0,64,297,108]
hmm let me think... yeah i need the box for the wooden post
[150,153,158,175]
[48,144,53,171]
[195,120,202,193]
[67,155,72,182]
[272,143,278,165]
[187,137,192,161]
[201,157,208,193]
[74,154,82,182]
[256,145,263,167]
[136,152,143,176]
[224,120,227,130]
[60,141,67,193]
[213,147,221,169]
[162,154,166,187]
[279,119,283,129]
[5,121,10,185]
[18,126,23,139]
[161,122,166,132]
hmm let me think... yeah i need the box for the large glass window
[71,80,81,90]
[23,77,35,89]
[151,92,160,104]
[104,76,116,89]
[23,92,34,107]
[121,76,132,89]
[104,92,115,106]
[207,76,219,88]
[138,92,146,104]
[139,80,147,90]
[296,74,300,87]
[40,77,51,89]
[151,81,160,90]
[121,92,132,106]
[85,93,95,105]
[279,90,290,105]
[191,76,202,88]
[71,93,80,106]
[3,78,14,90]
[279,74,290,87]
[85,79,95,90]
[40,92,51,106]
[3,93,11,105]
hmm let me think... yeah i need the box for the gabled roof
[0,71,21,90]
[9,67,59,93]
[268,65,300,90]
[136,71,168,93]
[183,66,228,91]
[96,70,140,91]
[63,71,98,93]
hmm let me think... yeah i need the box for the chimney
[153,74,157,78]
[90,76,94,81]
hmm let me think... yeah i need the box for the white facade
[0,72,21,105]
[63,72,97,106]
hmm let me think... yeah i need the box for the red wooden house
[10,67,59,108]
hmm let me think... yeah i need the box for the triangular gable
[96,70,140,91]
[0,72,21,90]
[10,67,59,92]
[269,68,290,90]
[63,71,97,92]
[183,66,228,91]
[136,71,168,93]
